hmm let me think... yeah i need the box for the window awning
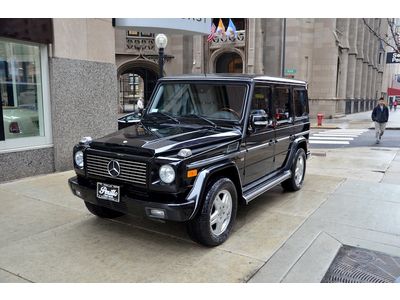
[388,87,400,96]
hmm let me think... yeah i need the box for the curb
[368,127,400,130]
[310,125,341,129]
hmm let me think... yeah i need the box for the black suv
[69,74,310,246]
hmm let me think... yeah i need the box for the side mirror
[251,114,269,129]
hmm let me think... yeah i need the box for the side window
[250,84,271,117]
[273,85,291,121]
[293,88,309,117]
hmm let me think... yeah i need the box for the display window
[0,38,51,152]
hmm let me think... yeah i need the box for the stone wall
[0,147,54,182]
[49,58,118,171]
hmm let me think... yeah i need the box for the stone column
[346,19,358,101]
[191,35,204,74]
[336,19,350,115]
[370,19,380,100]
[354,19,364,103]
[366,20,375,101]
[361,19,371,101]
[254,18,264,74]
[246,18,256,74]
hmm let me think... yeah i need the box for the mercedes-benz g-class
[69,74,310,246]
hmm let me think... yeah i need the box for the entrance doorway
[118,67,158,113]
[215,52,243,73]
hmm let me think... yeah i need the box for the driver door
[244,84,275,185]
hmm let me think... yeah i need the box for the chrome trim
[156,156,181,161]
[294,130,310,137]
[86,153,147,185]
[187,151,245,169]
[243,170,292,203]
[276,136,291,142]
[246,141,274,151]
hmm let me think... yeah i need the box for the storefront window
[0,38,52,153]
[0,39,45,140]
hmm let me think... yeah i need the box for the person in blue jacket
[371,97,389,144]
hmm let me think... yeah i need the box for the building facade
[116,18,399,118]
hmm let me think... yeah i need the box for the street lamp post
[155,33,168,78]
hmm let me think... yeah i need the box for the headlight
[74,151,84,168]
[159,164,175,184]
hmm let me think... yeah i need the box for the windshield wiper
[182,114,218,128]
[145,111,180,124]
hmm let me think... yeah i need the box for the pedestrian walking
[394,99,398,111]
[371,97,389,144]
[137,97,144,114]
[389,99,393,111]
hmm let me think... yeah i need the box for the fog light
[148,208,166,219]
[75,190,82,197]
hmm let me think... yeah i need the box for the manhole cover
[322,245,400,283]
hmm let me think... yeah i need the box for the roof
[160,73,307,85]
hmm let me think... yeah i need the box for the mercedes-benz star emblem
[107,160,121,177]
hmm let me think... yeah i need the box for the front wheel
[281,148,306,191]
[187,178,238,247]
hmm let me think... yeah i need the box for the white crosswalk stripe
[309,129,367,145]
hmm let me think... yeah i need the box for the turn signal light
[187,169,198,178]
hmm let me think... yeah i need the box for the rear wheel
[84,201,125,219]
[281,148,306,191]
[187,178,237,246]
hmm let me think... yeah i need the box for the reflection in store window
[0,39,44,140]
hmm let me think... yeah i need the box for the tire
[187,178,238,247]
[281,148,306,192]
[84,201,125,219]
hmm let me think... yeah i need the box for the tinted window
[250,84,271,117]
[149,83,247,121]
[293,89,309,117]
[273,85,291,121]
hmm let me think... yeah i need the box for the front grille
[86,153,147,185]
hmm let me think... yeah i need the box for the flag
[226,19,237,39]
[216,18,225,36]
[207,23,216,42]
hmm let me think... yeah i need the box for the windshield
[146,82,247,122]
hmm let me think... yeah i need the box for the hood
[89,123,241,156]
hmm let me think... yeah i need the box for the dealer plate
[96,182,120,203]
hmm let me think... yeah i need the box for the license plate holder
[96,182,120,203]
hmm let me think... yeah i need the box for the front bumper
[68,176,195,222]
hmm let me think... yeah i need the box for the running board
[243,170,292,204]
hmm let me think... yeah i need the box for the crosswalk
[309,129,368,145]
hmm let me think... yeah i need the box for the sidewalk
[1,115,400,282]
[311,108,400,130]
[250,131,400,282]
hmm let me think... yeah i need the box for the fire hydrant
[317,113,324,126]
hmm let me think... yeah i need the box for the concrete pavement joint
[0,186,89,215]
[0,216,90,251]
[324,219,400,239]
[108,217,265,264]
[0,267,34,283]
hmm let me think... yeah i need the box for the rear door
[272,84,293,170]
[244,83,275,185]
[292,86,310,137]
